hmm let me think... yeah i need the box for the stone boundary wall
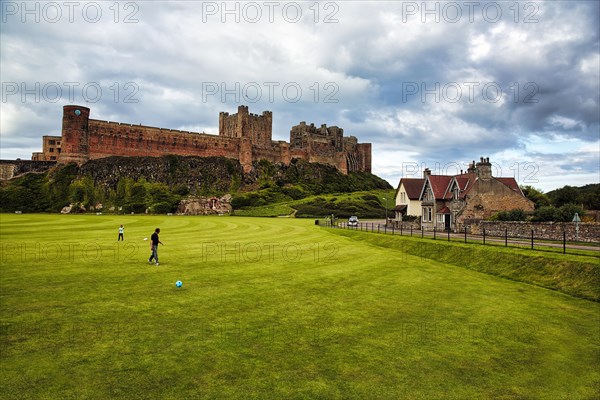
[475,221,600,243]
[388,219,421,231]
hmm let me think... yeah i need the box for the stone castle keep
[34,105,371,174]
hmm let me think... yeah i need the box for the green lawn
[1,214,598,399]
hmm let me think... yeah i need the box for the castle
[32,105,371,174]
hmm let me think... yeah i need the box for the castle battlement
[35,105,371,174]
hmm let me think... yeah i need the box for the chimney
[423,168,431,178]
[476,156,492,180]
[467,161,476,173]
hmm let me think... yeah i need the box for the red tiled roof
[399,178,425,200]
[420,170,525,201]
[437,206,450,213]
[427,175,454,200]
[453,174,477,198]
[496,177,522,194]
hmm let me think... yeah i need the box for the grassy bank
[328,228,600,302]
[232,189,396,217]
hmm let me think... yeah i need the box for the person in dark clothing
[148,228,163,265]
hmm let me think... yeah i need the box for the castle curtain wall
[56,105,372,174]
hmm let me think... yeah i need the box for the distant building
[31,135,62,161]
[394,157,535,231]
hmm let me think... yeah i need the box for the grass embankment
[329,228,600,302]
[1,214,598,399]
[232,189,397,217]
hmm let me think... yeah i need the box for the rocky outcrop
[76,155,391,194]
[79,155,243,194]
[177,195,232,215]
[61,203,86,214]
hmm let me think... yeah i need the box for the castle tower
[219,105,272,146]
[58,105,90,165]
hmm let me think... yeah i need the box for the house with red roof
[394,157,534,231]
[393,178,425,220]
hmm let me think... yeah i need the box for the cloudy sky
[1,0,598,191]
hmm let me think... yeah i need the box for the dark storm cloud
[1,1,598,190]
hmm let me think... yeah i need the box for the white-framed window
[437,214,444,223]
[422,207,428,221]
[425,188,433,201]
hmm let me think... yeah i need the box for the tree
[521,185,551,209]
[69,176,96,207]
[549,185,579,207]
[556,204,585,222]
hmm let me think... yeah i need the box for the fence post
[384,225,387,234]
[531,229,534,250]
[410,226,413,236]
[483,229,486,245]
[433,226,436,240]
[464,228,467,243]
[421,227,424,238]
[378,225,380,234]
[505,228,508,247]
[448,229,450,242]
[563,231,566,254]
[392,226,395,235]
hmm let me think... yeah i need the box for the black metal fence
[316,220,599,256]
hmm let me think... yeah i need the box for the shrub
[532,204,585,222]
[490,209,527,221]
[151,202,176,214]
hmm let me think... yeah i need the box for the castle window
[49,148,54,153]
[50,156,56,160]
[57,148,62,153]
[49,140,55,145]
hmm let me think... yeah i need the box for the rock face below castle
[46,105,371,174]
